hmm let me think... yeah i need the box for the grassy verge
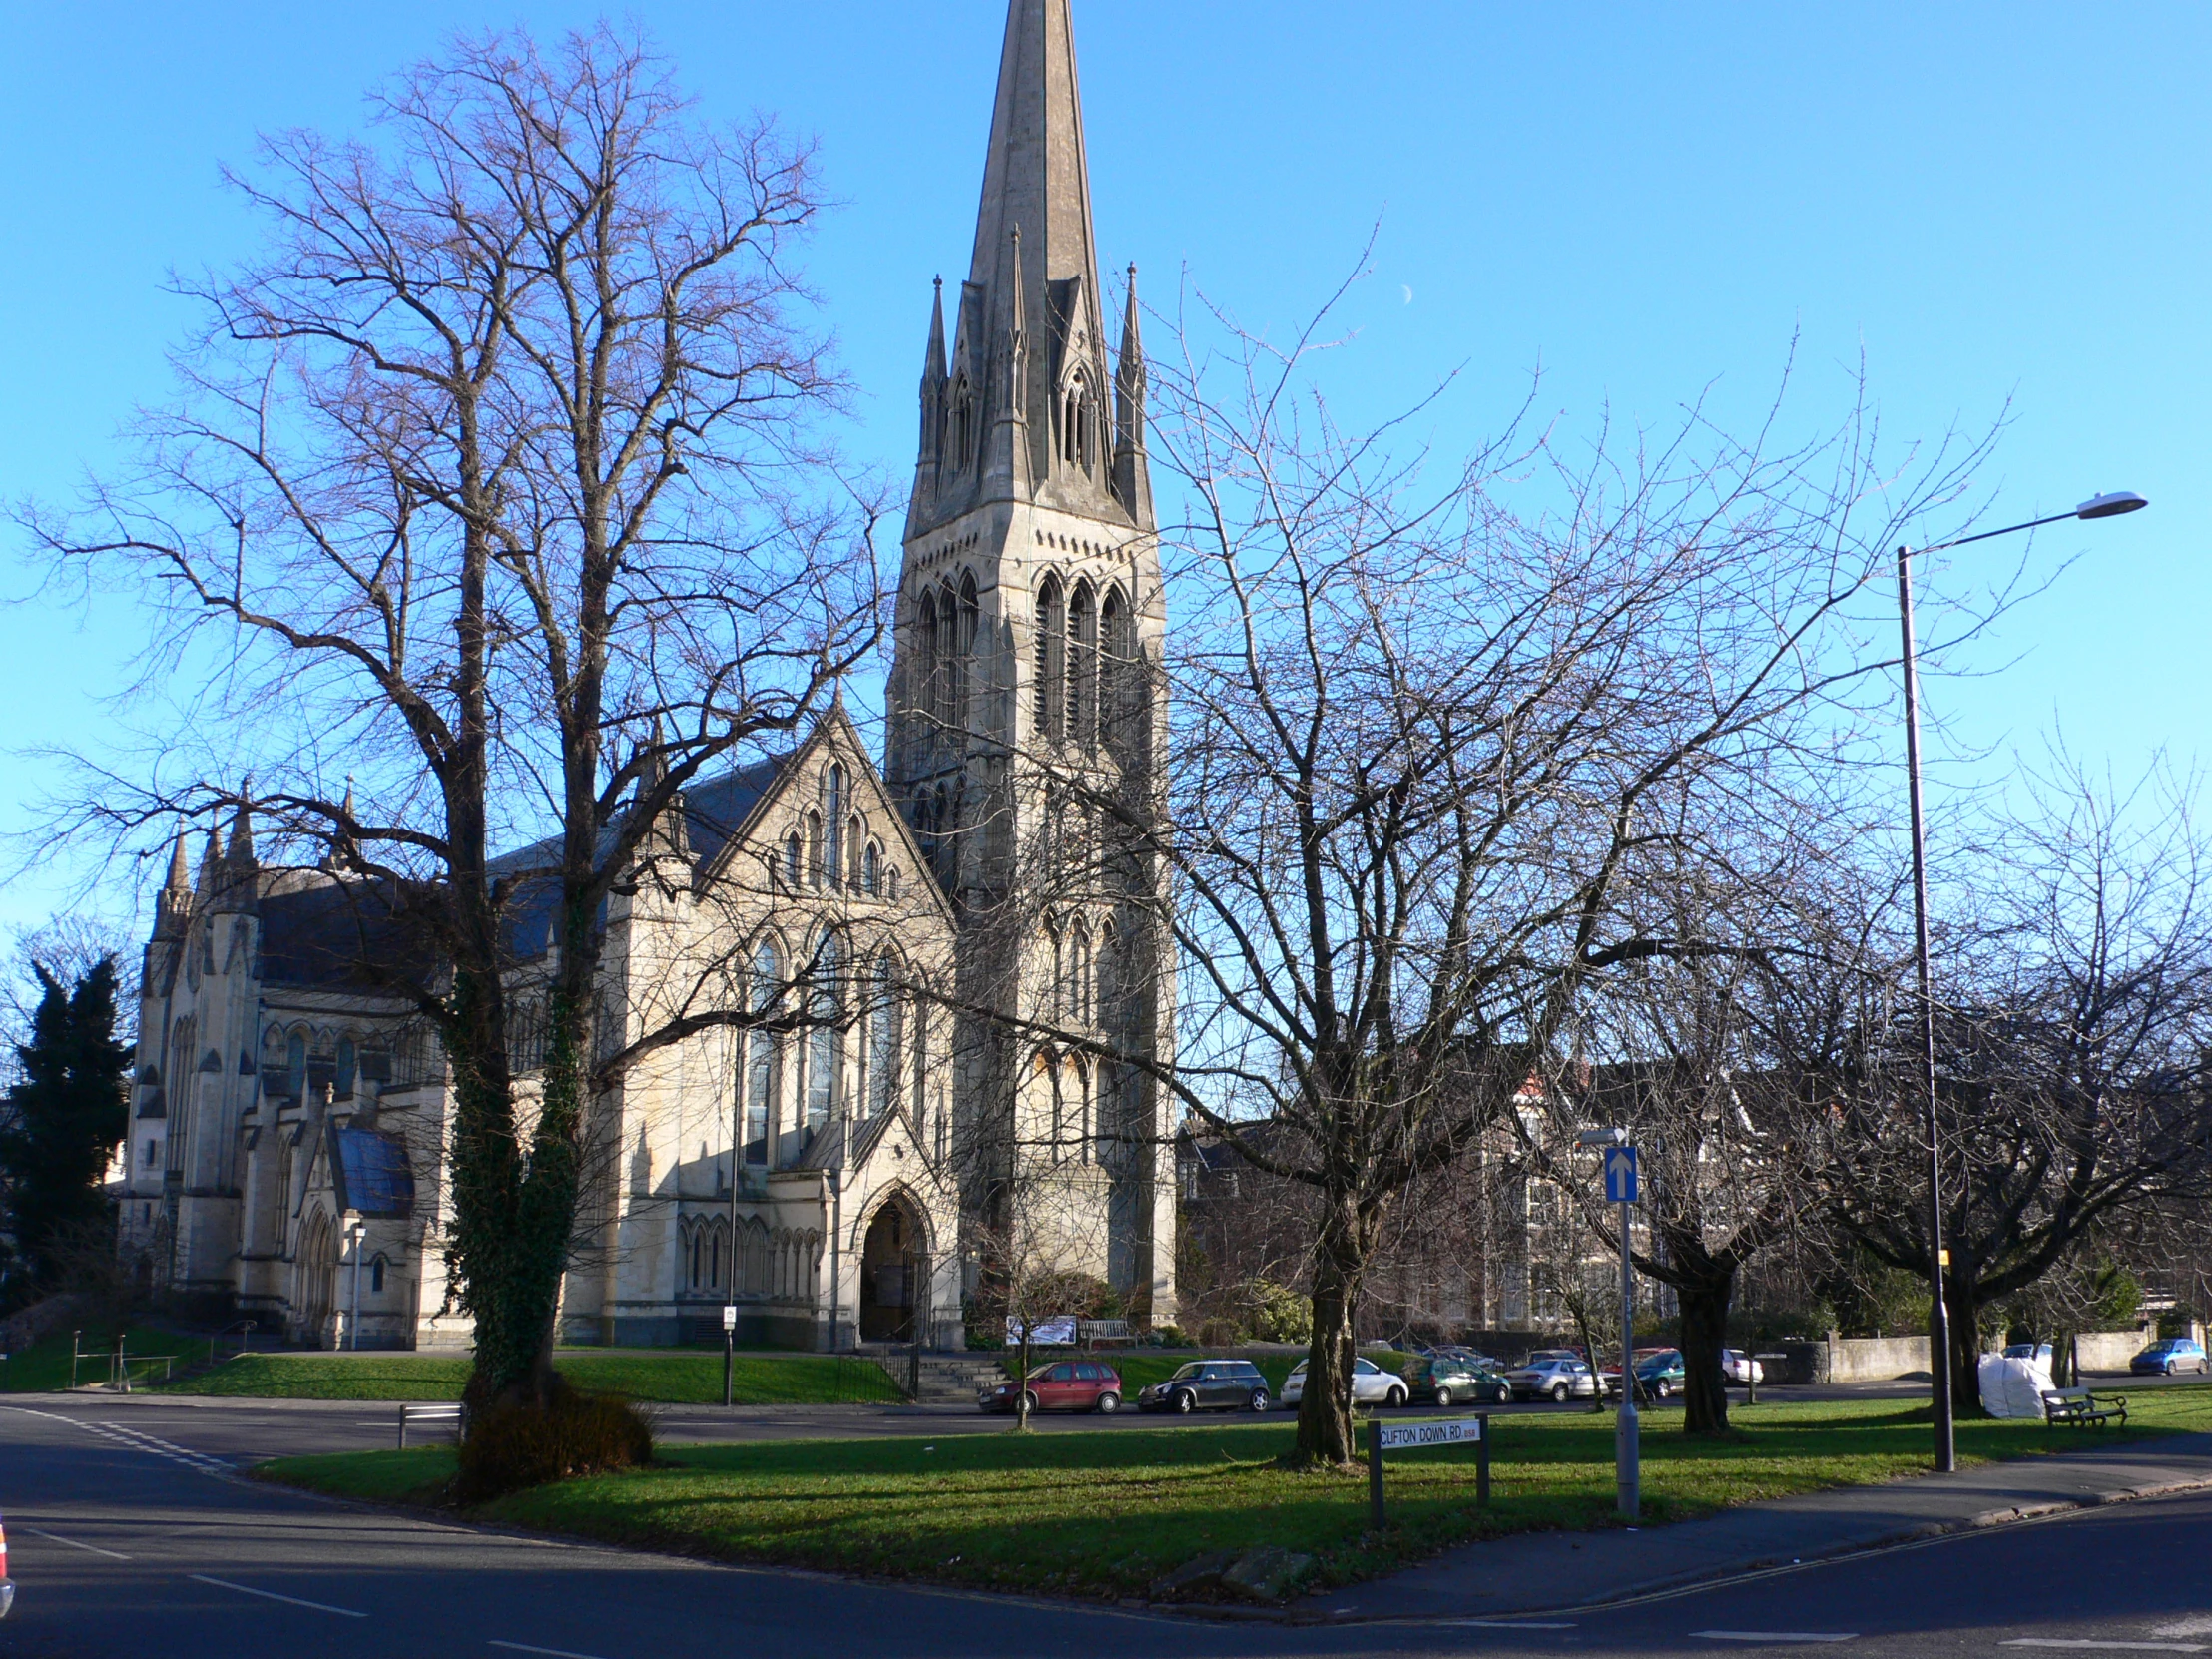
[1,1324,219,1392]
[257,1383,2212,1603]
[157,1348,902,1405]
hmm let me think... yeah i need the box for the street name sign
[1603,1144,1640,1203]
[1377,1416,1484,1450]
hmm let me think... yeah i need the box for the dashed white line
[2001,1644,2206,1654]
[1444,1620,1581,1630]
[19,1525,132,1560]
[489,1642,616,1659]
[189,1574,367,1617]
[1693,1634,1859,1645]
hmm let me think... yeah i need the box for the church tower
[887,0,1176,1326]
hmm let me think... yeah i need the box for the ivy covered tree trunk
[1944,1267,1986,1417]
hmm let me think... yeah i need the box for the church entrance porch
[858,1195,925,1344]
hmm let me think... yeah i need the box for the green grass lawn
[258,1383,2212,1604]
[1,1324,220,1392]
[157,1348,902,1405]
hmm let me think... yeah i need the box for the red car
[978,1359,1125,1413]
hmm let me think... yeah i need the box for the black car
[1137,1360,1272,1413]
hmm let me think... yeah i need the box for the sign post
[1366,1415,1490,1530]
[722,1303,739,1407]
[1584,1129,1641,1521]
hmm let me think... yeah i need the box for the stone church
[112,0,1181,1353]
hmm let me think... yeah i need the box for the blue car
[2129,1338,2208,1377]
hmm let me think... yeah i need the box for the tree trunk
[1944,1271,1985,1417]
[1295,1204,1363,1467]
[1677,1274,1733,1434]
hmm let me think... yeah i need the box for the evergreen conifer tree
[0,955,132,1293]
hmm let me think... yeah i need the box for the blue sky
[1,2,2204,935]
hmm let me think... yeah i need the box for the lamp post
[1896,489,2146,1473]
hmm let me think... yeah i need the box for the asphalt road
[2,1394,2207,1659]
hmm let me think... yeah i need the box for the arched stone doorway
[857,1195,926,1344]
[295,1209,339,1348]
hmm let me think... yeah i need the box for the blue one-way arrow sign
[1603,1145,1640,1203]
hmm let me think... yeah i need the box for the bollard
[1477,1412,1491,1507]
[1368,1421,1386,1529]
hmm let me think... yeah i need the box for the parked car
[1524,1348,1583,1367]
[1632,1349,1687,1398]
[1402,1354,1511,1407]
[1721,1349,1766,1385]
[1278,1355,1408,1409]
[978,1359,1124,1414]
[1137,1360,1272,1413]
[1429,1345,1507,1372]
[2130,1337,2209,1377]
[1507,1357,1599,1402]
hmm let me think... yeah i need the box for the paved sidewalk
[1313,1430,2212,1623]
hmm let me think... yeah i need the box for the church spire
[914,0,1124,532]
[155,828,194,938]
[1113,263,1153,527]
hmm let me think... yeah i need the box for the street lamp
[1897,489,2148,1473]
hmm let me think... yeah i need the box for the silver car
[1507,1357,1599,1401]
[1277,1355,1408,1409]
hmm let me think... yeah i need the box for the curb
[1292,1466,2212,1627]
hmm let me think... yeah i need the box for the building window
[1035,575,1065,739]
[806,934,843,1142]
[370,1255,386,1295]
[143,1139,158,1168]
[862,841,882,897]
[825,766,846,885]
[336,1036,357,1096]
[746,940,778,1167]
[1070,582,1097,747]
[865,955,901,1120]
[286,1031,307,1100]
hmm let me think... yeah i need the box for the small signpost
[1366,1413,1489,1529]
[722,1303,739,1407]
[1581,1127,1641,1521]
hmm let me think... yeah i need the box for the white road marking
[190,1574,367,1617]
[1444,1620,1581,1630]
[1693,1634,1859,1644]
[489,1642,616,1659]
[2001,1644,2206,1654]
[20,1526,132,1560]
[2151,1629,2212,1644]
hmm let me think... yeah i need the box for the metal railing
[397,1402,466,1448]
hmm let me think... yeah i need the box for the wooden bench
[2041,1387,2127,1428]
[1079,1319,1138,1348]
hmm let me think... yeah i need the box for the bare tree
[1031,271,1996,1466]
[17,27,883,1407]
[1827,759,2212,1412]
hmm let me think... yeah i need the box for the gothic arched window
[865,954,901,1120]
[954,571,980,732]
[1069,581,1097,748]
[1071,919,1093,1026]
[862,841,882,897]
[805,933,843,1141]
[785,831,804,887]
[336,1036,357,1096]
[951,376,974,470]
[1100,584,1136,754]
[915,589,939,729]
[825,767,846,886]
[1035,575,1065,740]
[806,811,824,886]
[745,938,779,1168]
[286,1030,307,1100]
